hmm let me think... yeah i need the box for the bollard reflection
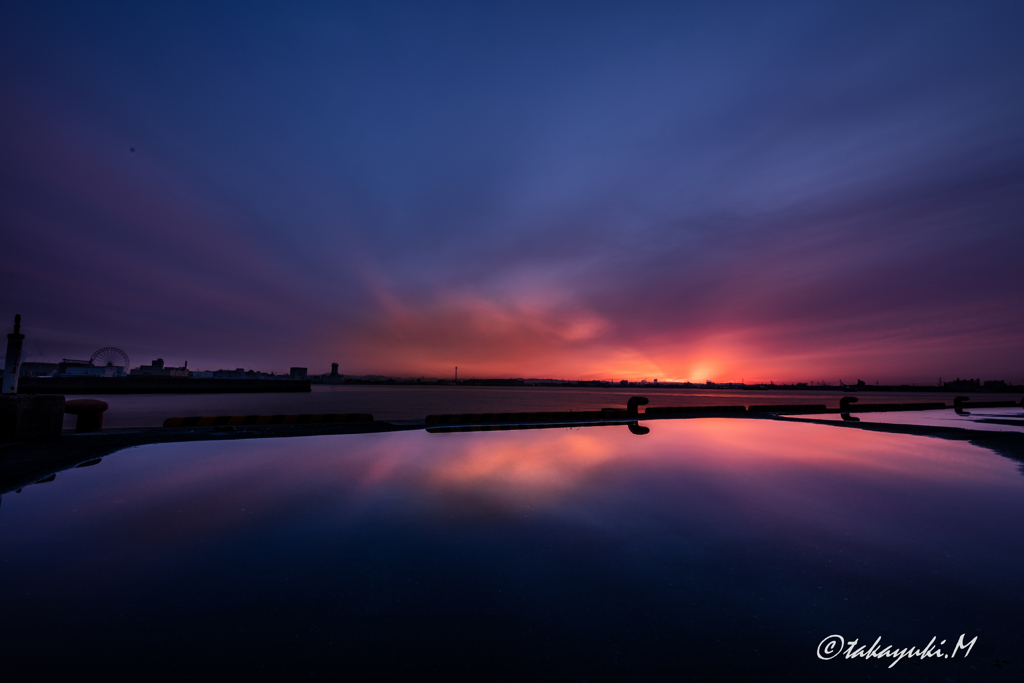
[628,421,650,435]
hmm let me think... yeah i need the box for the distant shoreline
[13,375,1022,395]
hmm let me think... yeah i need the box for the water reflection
[813,406,1024,433]
[1,419,1023,679]
[627,421,649,434]
[7,419,1024,525]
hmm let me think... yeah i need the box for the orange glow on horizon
[313,285,1023,384]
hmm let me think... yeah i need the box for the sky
[2,0,1022,383]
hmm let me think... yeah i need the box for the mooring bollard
[840,395,861,421]
[64,399,109,432]
[626,396,649,416]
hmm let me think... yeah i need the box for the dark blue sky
[3,1,1022,382]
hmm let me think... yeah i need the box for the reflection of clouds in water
[19,419,1023,550]
[343,419,1023,520]
[651,419,1018,485]
[424,428,621,494]
[811,407,1024,435]
[133,420,1022,508]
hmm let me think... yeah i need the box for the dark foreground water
[2,419,1023,681]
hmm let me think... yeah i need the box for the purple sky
[3,1,1023,383]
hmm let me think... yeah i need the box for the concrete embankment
[17,377,311,394]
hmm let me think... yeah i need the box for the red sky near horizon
[2,2,1023,384]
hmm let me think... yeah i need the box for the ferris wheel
[91,347,130,373]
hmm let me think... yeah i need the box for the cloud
[2,1,1023,381]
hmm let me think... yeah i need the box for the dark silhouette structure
[627,396,649,415]
[3,314,24,394]
[64,399,109,432]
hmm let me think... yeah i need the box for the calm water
[811,406,1024,433]
[59,384,1017,428]
[2,419,1022,680]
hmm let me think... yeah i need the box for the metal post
[2,314,25,394]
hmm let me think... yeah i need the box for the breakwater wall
[17,377,311,394]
